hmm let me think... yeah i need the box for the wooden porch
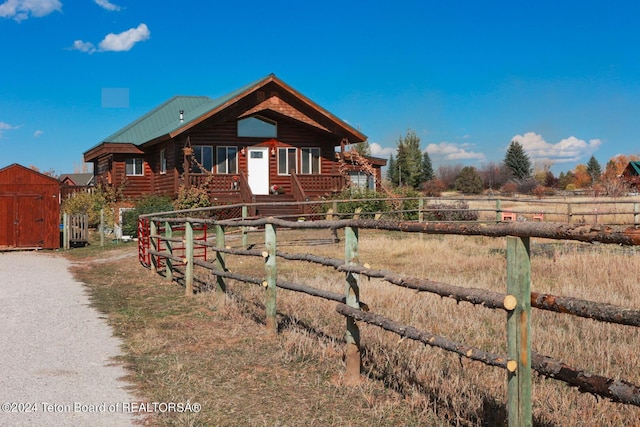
[186,172,347,216]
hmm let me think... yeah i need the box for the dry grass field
[68,224,640,426]
[459,194,640,224]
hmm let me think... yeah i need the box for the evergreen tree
[353,140,371,157]
[454,166,484,194]
[421,151,434,182]
[558,170,575,190]
[387,154,397,185]
[503,140,532,180]
[395,129,423,189]
[586,155,602,184]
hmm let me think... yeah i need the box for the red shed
[0,164,60,249]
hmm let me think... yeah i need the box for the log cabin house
[621,161,640,190]
[83,74,384,215]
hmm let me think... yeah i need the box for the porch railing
[238,172,255,215]
[188,173,242,191]
[293,174,346,195]
[291,173,308,213]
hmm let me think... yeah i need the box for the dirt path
[0,252,139,426]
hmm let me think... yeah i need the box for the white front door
[247,147,269,195]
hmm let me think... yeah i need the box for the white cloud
[369,142,395,158]
[98,23,150,52]
[71,23,150,54]
[94,0,120,12]
[34,130,43,137]
[426,142,486,161]
[511,132,602,164]
[0,0,61,21]
[0,121,18,138]
[71,39,96,54]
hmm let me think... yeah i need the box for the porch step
[254,195,302,218]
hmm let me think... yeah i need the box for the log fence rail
[138,201,640,426]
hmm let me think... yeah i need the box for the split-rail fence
[138,203,640,426]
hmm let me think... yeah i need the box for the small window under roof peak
[238,116,277,138]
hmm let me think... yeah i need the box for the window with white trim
[160,149,167,174]
[216,146,238,174]
[125,158,144,176]
[301,147,321,174]
[192,146,213,173]
[278,147,297,175]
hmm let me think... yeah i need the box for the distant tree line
[381,131,636,197]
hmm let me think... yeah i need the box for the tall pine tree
[387,154,397,185]
[586,155,602,184]
[395,129,423,189]
[421,151,434,182]
[353,140,371,157]
[504,140,532,180]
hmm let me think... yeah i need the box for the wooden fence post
[242,205,248,250]
[418,198,424,223]
[165,221,173,282]
[496,199,502,222]
[264,223,277,336]
[215,224,226,295]
[506,236,532,427]
[185,220,194,296]
[63,212,69,250]
[344,225,361,384]
[635,203,639,226]
[567,203,572,223]
[150,220,158,274]
[100,208,104,247]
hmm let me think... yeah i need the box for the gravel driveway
[0,252,138,426]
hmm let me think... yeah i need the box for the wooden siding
[182,113,342,195]
[0,164,60,249]
[111,154,153,199]
[90,80,370,201]
[146,142,177,197]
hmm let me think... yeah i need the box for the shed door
[0,194,44,248]
[17,195,45,247]
[247,148,270,195]
[0,195,15,247]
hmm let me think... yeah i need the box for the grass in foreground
[67,241,440,426]
[66,229,640,426]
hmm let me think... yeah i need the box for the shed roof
[0,163,61,185]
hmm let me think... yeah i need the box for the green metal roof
[627,161,640,175]
[101,96,214,144]
[100,75,271,145]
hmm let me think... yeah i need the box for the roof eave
[84,142,144,162]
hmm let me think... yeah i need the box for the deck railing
[188,173,241,191]
[293,174,345,195]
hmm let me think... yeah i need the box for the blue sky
[1,0,640,175]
